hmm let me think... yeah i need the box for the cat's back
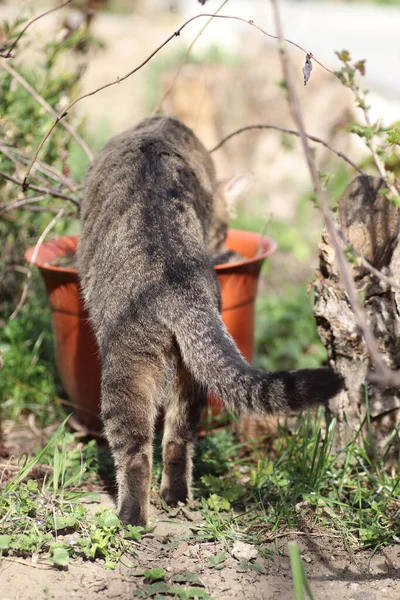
[78,117,219,332]
[82,117,216,213]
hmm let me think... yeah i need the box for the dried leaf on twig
[302,53,313,86]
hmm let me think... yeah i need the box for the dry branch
[9,208,65,320]
[270,0,400,389]
[1,62,93,162]
[0,170,81,206]
[0,0,74,58]
[22,12,335,187]
[210,123,365,175]
[153,0,231,115]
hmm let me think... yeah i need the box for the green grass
[191,410,400,552]
[0,290,63,425]
[0,421,153,570]
[2,407,398,576]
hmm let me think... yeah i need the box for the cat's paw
[160,484,189,506]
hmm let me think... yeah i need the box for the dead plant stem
[270,0,400,388]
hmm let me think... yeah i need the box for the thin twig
[210,123,365,175]
[1,61,93,162]
[9,208,65,320]
[212,125,400,290]
[0,194,47,215]
[334,226,400,293]
[270,0,400,389]
[361,97,399,200]
[0,0,74,58]
[23,12,335,186]
[0,170,80,206]
[0,142,82,194]
[152,0,231,116]
[0,144,81,194]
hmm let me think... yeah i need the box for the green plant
[132,568,213,599]
[190,410,400,553]
[0,295,62,424]
[0,422,152,570]
[254,283,328,371]
[0,11,92,312]
[289,542,315,600]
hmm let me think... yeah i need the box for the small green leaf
[172,571,204,586]
[335,49,351,63]
[99,510,121,529]
[143,568,167,583]
[387,128,400,146]
[124,525,144,540]
[54,515,76,530]
[135,582,169,597]
[206,494,230,512]
[0,535,12,550]
[205,552,227,569]
[48,546,69,567]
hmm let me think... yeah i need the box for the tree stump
[314,175,400,464]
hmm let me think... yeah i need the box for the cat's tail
[161,295,343,414]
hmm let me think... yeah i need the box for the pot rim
[24,229,277,273]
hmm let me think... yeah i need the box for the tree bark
[314,175,400,465]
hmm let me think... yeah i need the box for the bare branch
[210,123,365,175]
[23,12,335,186]
[0,0,74,59]
[0,194,47,215]
[153,0,231,115]
[0,170,81,206]
[0,144,80,194]
[10,208,65,320]
[270,0,400,389]
[1,61,93,162]
[211,124,399,291]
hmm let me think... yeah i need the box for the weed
[289,542,315,600]
[0,294,63,424]
[0,422,152,570]
[191,410,400,553]
[132,567,213,600]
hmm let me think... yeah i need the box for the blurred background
[1,0,399,423]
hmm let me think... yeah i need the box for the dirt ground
[1,490,400,600]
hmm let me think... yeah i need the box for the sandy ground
[1,492,400,600]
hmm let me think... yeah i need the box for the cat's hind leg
[160,360,207,505]
[101,341,164,527]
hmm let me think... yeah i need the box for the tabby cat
[77,116,343,526]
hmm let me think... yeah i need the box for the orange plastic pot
[25,230,277,434]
